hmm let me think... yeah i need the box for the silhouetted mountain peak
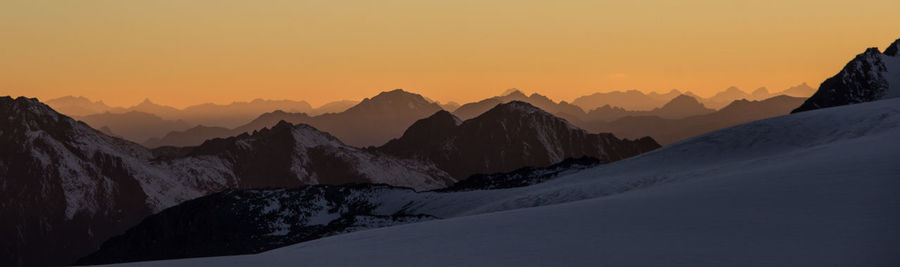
[272,120,295,131]
[793,38,900,113]
[391,110,462,145]
[885,38,900,56]
[355,89,438,111]
[426,110,462,125]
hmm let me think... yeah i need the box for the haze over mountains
[588,95,806,145]
[572,83,814,111]
[45,97,361,143]
[86,84,809,148]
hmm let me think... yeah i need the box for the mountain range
[76,111,193,143]
[0,94,657,266]
[103,95,900,266]
[80,79,900,265]
[69,38,900,266]
[45,97,360,135]
[571,83,814,111]
[47,84,811,146]
[7,37,899,267]
[584,95,806,145]
[143,91,765,149]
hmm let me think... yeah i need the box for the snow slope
[107,97,900,265]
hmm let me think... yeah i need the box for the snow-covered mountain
[0,97,211,267]
[0,97,453,266]
[177,120,454,190]
[104,93,900,267]
[76,156,602,265]
[379,101,660,179]
[793,38,900,113]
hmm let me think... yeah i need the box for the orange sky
[1,0,898,108]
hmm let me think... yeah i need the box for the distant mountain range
[571,83,814,111]
[145,88,806,148]
[76,111,193,143]
[584,95,806,145]
[45,97,359,131]
[569,94,715,124]
[47,84,812,146]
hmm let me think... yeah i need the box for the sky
[1,0,898,108]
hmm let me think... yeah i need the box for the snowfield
[105,98,900,266]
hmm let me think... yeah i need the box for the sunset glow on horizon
[2,0,898,108]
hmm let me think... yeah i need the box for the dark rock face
[793,39,900,113]
[0,97,452,266]
[0,97,155,267]
[75,155,605,265]
[380,101,660,180]
[75,184,436,265]
[439,157,602,192]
